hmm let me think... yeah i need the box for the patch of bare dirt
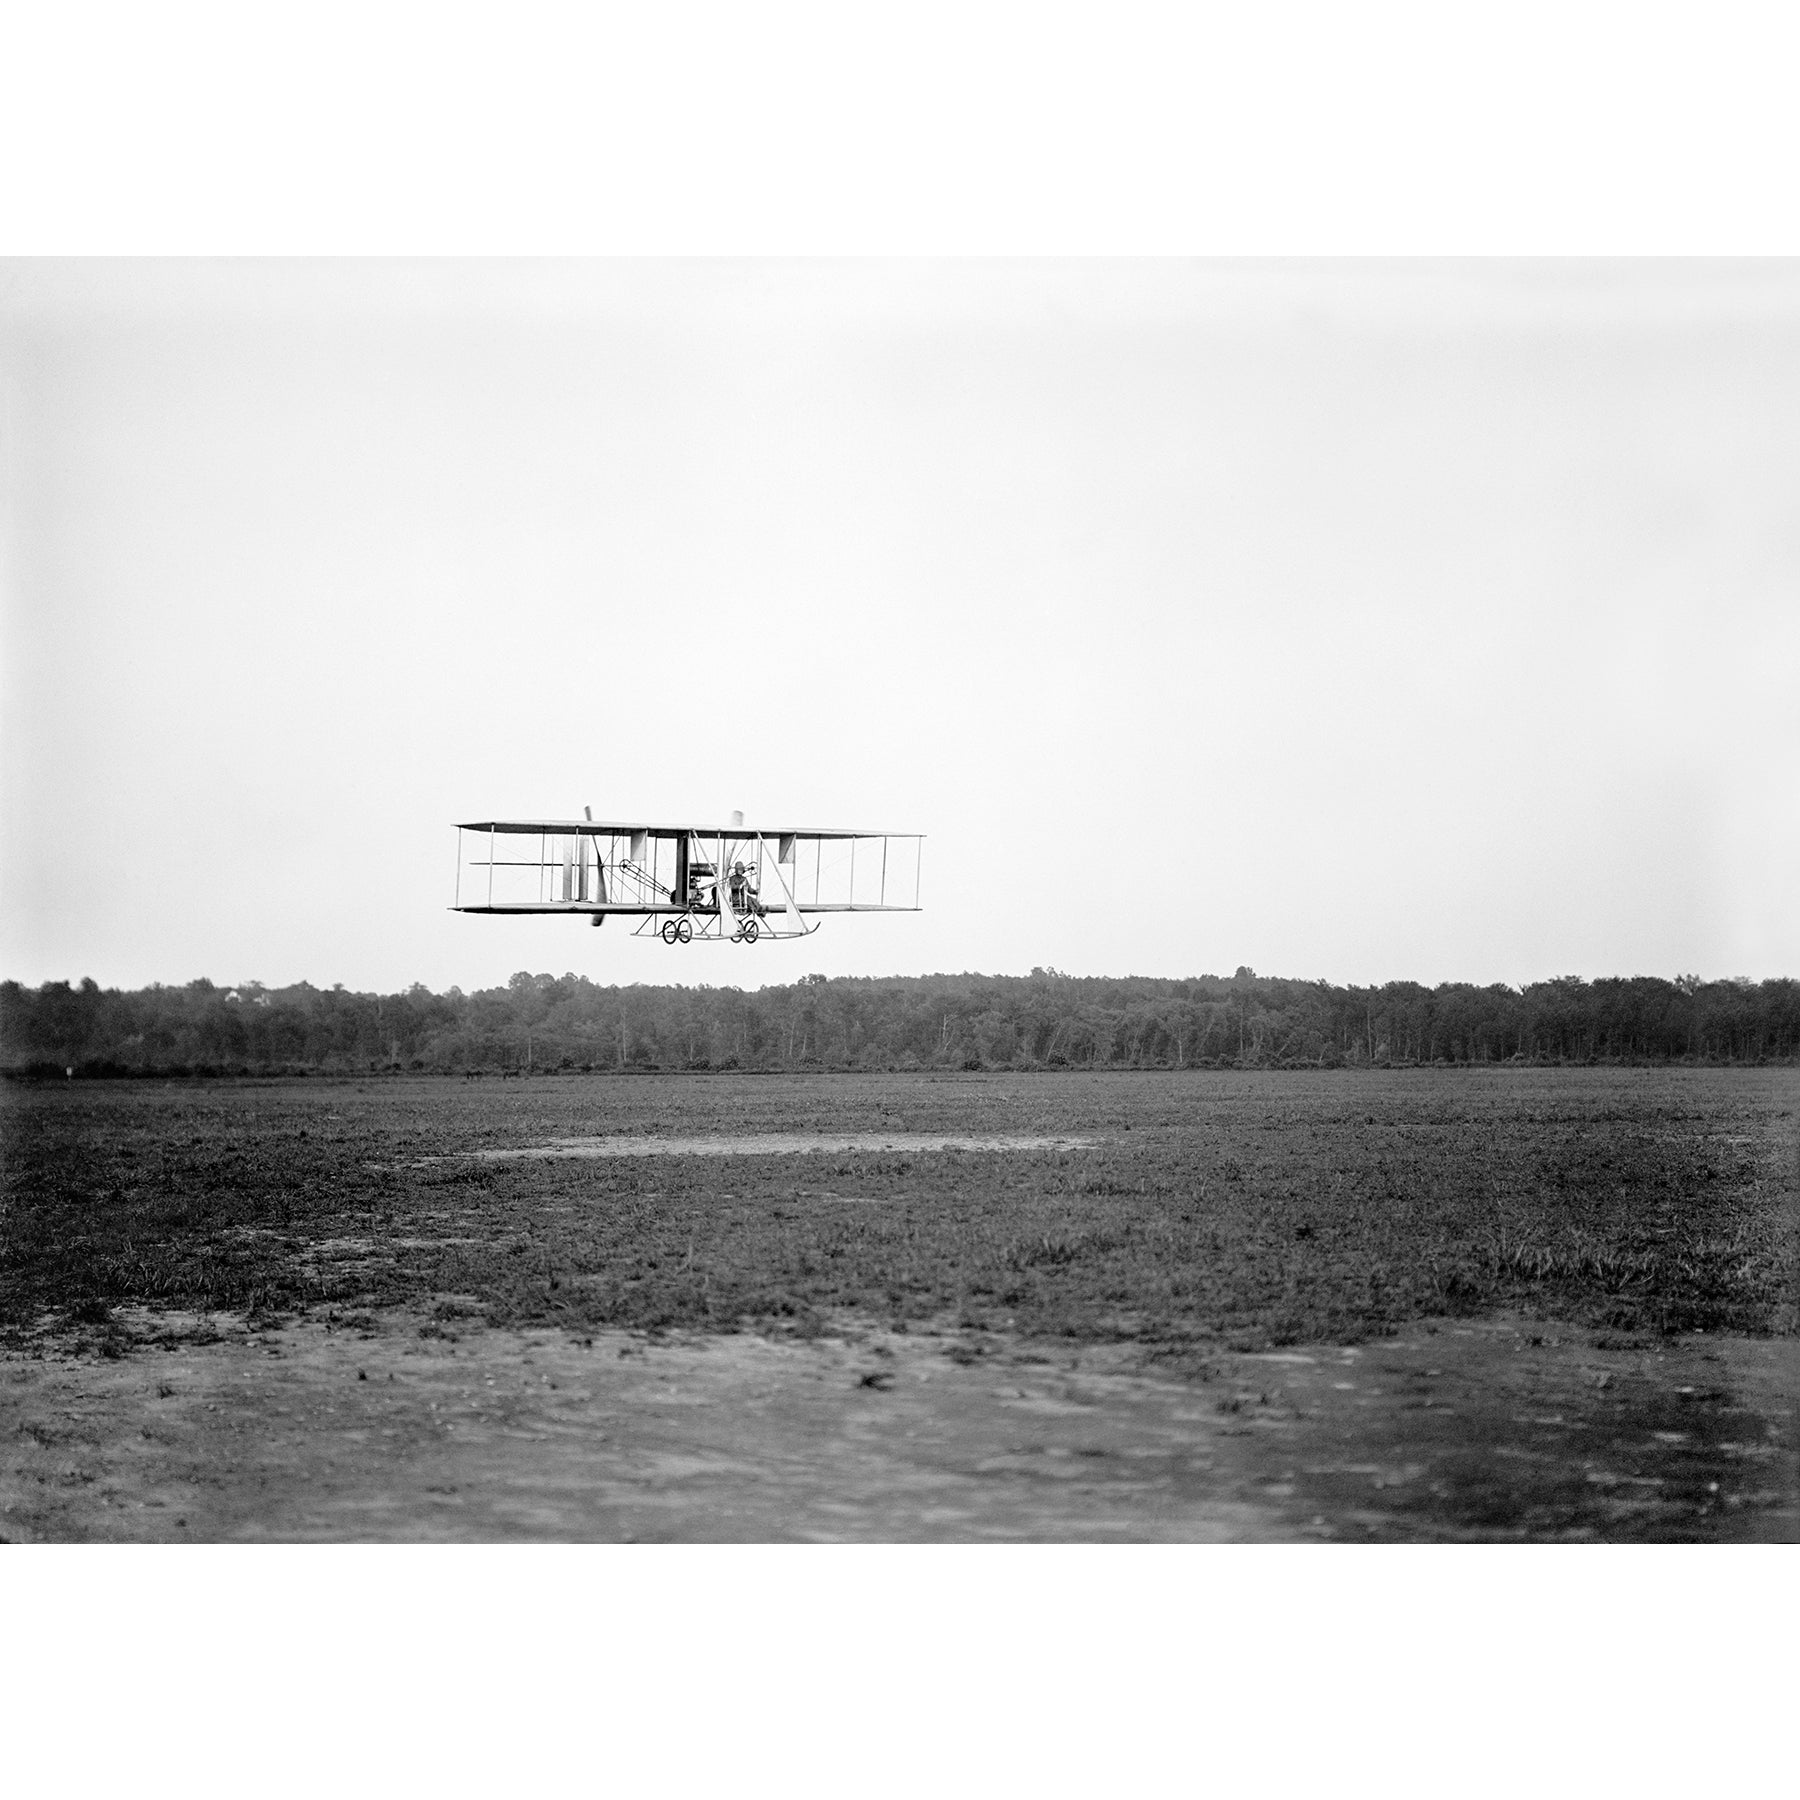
[2,1311,1792,1542]
[464,1131,1101,1162]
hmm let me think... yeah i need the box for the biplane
[451,811,923,944]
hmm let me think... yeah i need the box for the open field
[3,1068,1795,1540]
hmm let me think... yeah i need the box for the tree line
[4,967,1797,1076]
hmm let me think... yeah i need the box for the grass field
[4,1067,1794,1352]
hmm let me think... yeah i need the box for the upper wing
[456,819,894,840]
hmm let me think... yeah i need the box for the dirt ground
[4,1308,1793,1542]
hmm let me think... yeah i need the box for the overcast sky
[2,259,1795,994]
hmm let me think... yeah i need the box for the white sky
[3,257,1797,993]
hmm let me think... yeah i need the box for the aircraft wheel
[741,918,759,943]
[660,918,679,945]
[676,916,694,944]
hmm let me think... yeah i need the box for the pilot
[729,861,747,910]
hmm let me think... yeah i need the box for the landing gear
[652,911,769,945]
